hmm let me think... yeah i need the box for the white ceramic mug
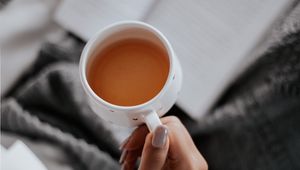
[79,21,182,132]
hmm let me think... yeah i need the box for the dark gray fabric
[1,98,120,170]
[0,0,10,9]
[1,36,120,170]
[192,30,300,170]
[1,3,300,170]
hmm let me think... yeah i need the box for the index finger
[121,125,149,169]
[125,125,149,151]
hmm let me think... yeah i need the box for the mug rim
[79,20,175,111]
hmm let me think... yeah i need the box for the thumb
[139,125,169,170]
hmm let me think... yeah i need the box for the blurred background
[1,0,300,170]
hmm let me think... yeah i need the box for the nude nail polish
[121,162,126,170]
[119,149,127,164]
[152,125,168,148]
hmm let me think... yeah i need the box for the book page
[146,0,292,120]
[54,0,155,40]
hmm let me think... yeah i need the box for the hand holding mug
[120,116,208,170]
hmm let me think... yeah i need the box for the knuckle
[165,116,181,124]
[164,116,184,131]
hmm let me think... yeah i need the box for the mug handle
[143,110,162,132]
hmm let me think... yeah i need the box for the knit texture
[1,36,121,170]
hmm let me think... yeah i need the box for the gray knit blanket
[1,2,300,170]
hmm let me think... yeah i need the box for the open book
[54,0,293,120]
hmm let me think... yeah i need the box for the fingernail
[152,125,168,148]
[119,136,130,150]
[119,149,127,164]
